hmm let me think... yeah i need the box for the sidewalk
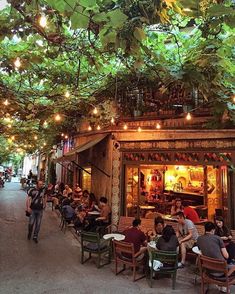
[0,182,231,294]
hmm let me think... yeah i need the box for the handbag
[25,210,31,217]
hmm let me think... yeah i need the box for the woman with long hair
[156,225,179,251]
[215,216,235,264]
[170,198,183,216]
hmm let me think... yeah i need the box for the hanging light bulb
[64,135,68,139]
[61,133,64,137]
[123,124,128,130]
[88,125,92,131]
[137,127,142,132]
[14,57,21,69]
[34,135,38,140]
[43,142,47,146]
[11,135,15,140]
[7,124,12,128]
[3,99,9,106]
[232,95,235,103]
[55,114,61,121]
[93,107,98,115]
[65,91,70,98]
[39,15,47,28]
[186,112,192,121]
[156,123,161,129]
[43,121,48,127]
[6,147,9,151]
[97,125,101,130]
[111,117,115,124]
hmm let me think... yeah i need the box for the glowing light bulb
[88,126,92,131]
[55,114,61,121]
[123,124,128,130]
[64,135,68,139]
[7,124,12,128]
[111,117,115,124]
[34,135,38,140]
[39,15,47,28]
[43,121,48,127]
[61,133,64,137]
[97,125,101,130]
[232,95,235,103]
[11,135,15,140]
[186,112,192,121]
[43,142,47,146]
[93,107,98,115]
[14,57,21,69]
[6,147,9,150]
[156,123,161,129]
[65,91,70,98]
[137,127,142,132]
[3,99,9,106]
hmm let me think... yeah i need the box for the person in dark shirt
[156,225,179,252]
[124,218,147,255]
[215,216,235,264]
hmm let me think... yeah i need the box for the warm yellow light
[93,107,98,115]
[137,127,142,132]
[43,142,47,146]
[183,8,192,12]
[14,57,21,69]
[64,135,68,139]
[156,123,161,129]
[8,138,12,143]
[39,15,47,28]
[232,95,235,103]
[4,117,11,123]
[55,114,61,121]
[186,112,192,120]
[6,147,9,150]
[61,133,64,137]
[3,99,9,106]
[11,135,15,140]
[65,91,70,98]
[97,125,101,130]
[28,144,32,148]
[43,121,48,127]
[34,135,38,140]
[7,124,12,128]
[16,148,21,152]
[88,126,92,131]
[123,124,128,130]
[111,117,115,124]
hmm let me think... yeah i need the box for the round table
[103,233,125,241]
[139,205,155,210]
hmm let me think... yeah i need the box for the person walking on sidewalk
[26,180,47,243]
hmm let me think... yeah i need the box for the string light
[43,121,48,127]
[34,135,38,140]
[97,125,101,130]
[111,117,115,124]
[88,126,92,131]
[14,57,21,69]
[3,99,9,106]
[156,123,161,129]
[64,135,68,139]
[55,114,61,121]
[43,142,47,146]
[93,107,98,115]
[61,133,64,137]
[123,124,128,130]
[39,15,47,28]
[137,127,142,132]
[11,135,15,140]
[7,124,12,128]
[65,91,70,98]
[232,95,235,103]
[186,112,192,121]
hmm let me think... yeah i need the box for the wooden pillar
[203,165,208,206]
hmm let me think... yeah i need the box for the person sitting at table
[176,211,199,268]
[86,193,99,212]
[156,225,179,252]
[62,199,76,223]
[95,196,111,224]
[171,198,183,216]
[63,184,73,198]
[80,190,90,209]
[73,184,83,199]
[124,218,147,257]
[183,202,200,223]
[215,216,235,265]
[154,216,165,237]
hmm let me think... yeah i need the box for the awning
[54,134,108,163]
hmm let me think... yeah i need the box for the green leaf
[207,5,235,17]
[133,27,146,41]
[92,12,107,23]
[107,9,128,28]
[71,12,89,29]
[46,0,65,13]
[79,0,96,8]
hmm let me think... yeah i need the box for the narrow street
[0,182,219,294]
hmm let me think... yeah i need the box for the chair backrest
[151,250,178,267]
[81,231,100,244]
[198,255,228,276]
[113,240,135,263]
[117,216,134,232]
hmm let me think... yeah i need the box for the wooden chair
[148,250,178,289]
[80,231,112,268]
[113,240,146,282]
[198,255,235,294]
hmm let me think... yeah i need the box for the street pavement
[0,182,225,294]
